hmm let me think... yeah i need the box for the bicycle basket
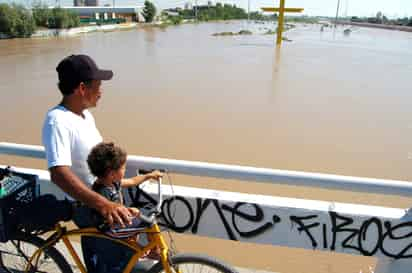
[0,167,39,242]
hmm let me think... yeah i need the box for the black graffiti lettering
[161,196,194,233]
[381,221,412,259]
[329,211,358,251]
[322,224,327,249]
[191,198,212,234]
[273,215,281,224]
[290,215,319,248]
[127,187,158,208]
[357,218,382,256]
[221,202,274,238]
[211,199,237,240]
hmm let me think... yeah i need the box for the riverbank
[30,22,137,38]
[340,21,412,32]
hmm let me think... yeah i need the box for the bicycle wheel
[0,234,73,273]
[147,253,238,273]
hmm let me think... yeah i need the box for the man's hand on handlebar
[98,201,139,228]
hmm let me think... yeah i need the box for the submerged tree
[47,8,80,29]
[0,3,35,38]
[179,2,248,21]
[142,1,156,23]
[32,2,51,27]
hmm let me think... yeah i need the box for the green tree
[142,1,156,23]
[179,2,247,21]
[0,3,35,38]
[48,8,79,29]
[32,3,51,27]
[15,5,36,36]
[0,4,17,36]
[376,11,382,23]
[169,15,183,24]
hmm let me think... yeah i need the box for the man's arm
[50,166,137,226]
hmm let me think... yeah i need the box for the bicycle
[0,168,239,273]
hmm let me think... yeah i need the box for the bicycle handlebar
[137,169,165,224]
[138,213,156,224]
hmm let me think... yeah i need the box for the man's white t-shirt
[42,105,103,188]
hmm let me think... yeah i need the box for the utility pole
[195,0,198,21]
[112,0,115,21]
[334,0,340,28]
[247,0,250,24]
[344,0,348,18]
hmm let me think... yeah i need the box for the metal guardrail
[1,141,412,197]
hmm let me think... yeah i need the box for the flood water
[1,21,412,272]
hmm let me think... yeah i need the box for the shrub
[48,8,79,29]
[142,1,156,23]
[32,3,50,27]
[0,3,35,38]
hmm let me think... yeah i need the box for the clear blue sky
[2,0,411,17]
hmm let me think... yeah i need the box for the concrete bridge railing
[1,142,412,273]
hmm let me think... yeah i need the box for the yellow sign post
[261,0,303,46]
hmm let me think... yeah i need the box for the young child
[87,141,163,231]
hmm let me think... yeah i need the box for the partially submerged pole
[276,0,286,45]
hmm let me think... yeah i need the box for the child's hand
[145,170,163,181]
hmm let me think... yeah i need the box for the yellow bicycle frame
[26,223,174,273]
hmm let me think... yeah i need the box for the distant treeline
[165,3,277,23]
[161,4,322,26]
[180,3,247,21]
[350,12,412,26]
[0,3,79,38]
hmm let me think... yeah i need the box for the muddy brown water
[1,22,412,272]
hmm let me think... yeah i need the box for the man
[42,54,138,272]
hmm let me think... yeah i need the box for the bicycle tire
[147,253,238,273]
[0,234,73,273]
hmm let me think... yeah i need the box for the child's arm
[121,170,163,188]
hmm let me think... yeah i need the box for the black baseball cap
[56,54,113,86]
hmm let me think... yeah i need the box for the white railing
[1,141,412,273]
[2,142,412,196]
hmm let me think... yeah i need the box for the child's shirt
[92,181,123,204]
[92,181,123,230]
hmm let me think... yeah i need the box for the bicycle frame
[27,223,173,273]
[25,176,172,273]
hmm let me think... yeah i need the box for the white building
[60,6,143,22]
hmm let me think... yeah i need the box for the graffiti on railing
[128,188,412,259]
[290,211,412,259]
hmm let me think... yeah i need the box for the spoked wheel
[147,253,238,273]
[0,235,72,273]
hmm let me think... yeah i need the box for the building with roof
[61,6,143,22]
[85,0,98,6]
